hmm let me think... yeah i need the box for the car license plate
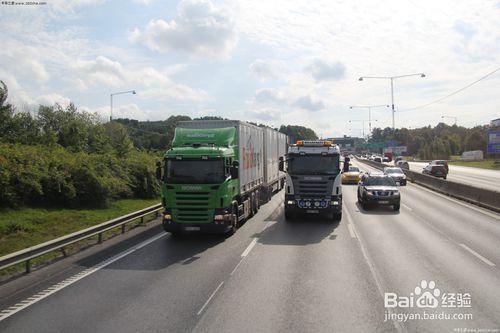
[306,209,319,213]
[378,200,389,204]
[185,226,200,231]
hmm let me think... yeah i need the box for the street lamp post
[349,105,388,135]
[441,115,457,126]
[358,73,426,129]
[349,119,378,140]
[110,90,136,122]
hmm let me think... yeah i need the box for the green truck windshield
[166,159,225,184]
[288,155,340,175]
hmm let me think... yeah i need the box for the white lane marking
[0,233,166,322]
[343,206,358,240]
[241,238,258,257]
[230,257,246,276]
[459,244,496,267]
[197,281,224,316]
[347,223,357,239]
[401,203,413,212]
[343,203,406,333]
[408,182,500,221]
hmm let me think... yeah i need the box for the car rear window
[364,177,396,186]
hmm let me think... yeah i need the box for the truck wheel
[252,192,259,214]
[227,205,239,236]
[284,208,293,221]
[333,212,342,221]
[249,194,256,218]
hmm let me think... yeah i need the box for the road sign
[487,131,500,154]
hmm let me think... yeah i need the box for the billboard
[491,118,500,128]
[487,131,500,154]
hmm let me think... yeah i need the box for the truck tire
[249,193,256,218]
[227,205,239,236]
[333,212,342,221]
[284,208,294,221]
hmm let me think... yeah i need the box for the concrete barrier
[355,157,500,213]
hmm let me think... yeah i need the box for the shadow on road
[354,202,400,216]
[76,227,225,272]
[258,210,340,246]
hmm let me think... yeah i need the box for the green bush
[0,143,160,208]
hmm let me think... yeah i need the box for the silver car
[383,167,407,186]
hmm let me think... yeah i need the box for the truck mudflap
[162,219,233,234]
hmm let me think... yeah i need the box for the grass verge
[0,198,160,258]
[449,160,500,170]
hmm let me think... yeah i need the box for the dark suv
[423,163,448,179]
[357,174,401,211]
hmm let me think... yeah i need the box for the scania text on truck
[282,140,342,221]
[156,120,287,235]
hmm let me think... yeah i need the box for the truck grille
[174,191,211,222]
[297,180,329,197]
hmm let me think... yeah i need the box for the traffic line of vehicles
[156,120,409,236]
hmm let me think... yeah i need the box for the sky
[1,0,499,137]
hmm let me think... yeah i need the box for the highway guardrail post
[26,259,31,274]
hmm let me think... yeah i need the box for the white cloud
[36,93,71,107]
[71,55,208,102]
[130,0,237,58]
[253,88,285,104]
[249,59,286,81]
[293,94,325,111]
[306,58,346,82]
[246,108,281,121]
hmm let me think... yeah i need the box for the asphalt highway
[407,161,500,192]
[1,161,499,333]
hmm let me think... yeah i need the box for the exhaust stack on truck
[157,120,287,235]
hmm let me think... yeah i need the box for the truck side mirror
[230,161,239,179]
[279,157,284,172]
[156,161,162,181]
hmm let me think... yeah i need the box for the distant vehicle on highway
[396,160,410,170]
[374,156,382,163]
[382,156,390,163]
[394,156,404,164]
[431,160,449,173]
[383,167,407,186]
[357,174,400,211]
[342,166,362,184]
[422,163,448,179]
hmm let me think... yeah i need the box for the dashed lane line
[0,233,166,322]
[196,281,224,316]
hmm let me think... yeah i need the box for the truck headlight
[287,200,295,205]
[330,201,339,205]
[163,214,172,220]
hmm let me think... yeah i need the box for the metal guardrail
[0,203,163,274]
